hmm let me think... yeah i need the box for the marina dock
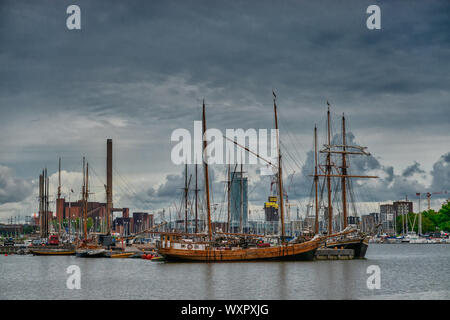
[315,248,354,260]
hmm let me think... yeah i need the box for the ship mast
[239,158,244,234]
[317,105,378,232]
[84,161,89,241]
[82,157,89,241]
[202,100,213,241]
[58,157,61,199]
[227,161,231,233]
[326,105,333,235]
[82,158,85,239]
[195,164,199,233]
[39,171,43,238]
[314,125,319,234]
[58,157,62,234]
[184,163,188,233]
[273,92,285,242]
[341,114,348,229]
[106,139,113,235]
[45,168,49,237]
[39,168,49,239]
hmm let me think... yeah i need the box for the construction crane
[416,191,448,211]
[415,191,448,235]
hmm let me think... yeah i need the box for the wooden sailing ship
[33,164,76,255]
[312,103,378,258]
[157,96,326,262]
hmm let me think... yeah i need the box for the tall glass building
[230,171,248,232]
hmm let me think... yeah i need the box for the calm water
[1,244,450,300]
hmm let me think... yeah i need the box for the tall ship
[310,103,378,258]
[157,96,329,262]
[32,165,76,255]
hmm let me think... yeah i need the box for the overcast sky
[0,0,449,222]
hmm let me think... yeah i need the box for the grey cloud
[431,152,450,192]
[402,161,425,177]
[384,166,394,183]
[125,165,223,209]
[0,165,33,204]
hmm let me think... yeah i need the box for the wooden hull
[327,237,368,258]
[158,239,320,262]
[108,252,135,258]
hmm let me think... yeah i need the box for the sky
[0,0,449,223]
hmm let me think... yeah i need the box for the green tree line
[396,201,450,234]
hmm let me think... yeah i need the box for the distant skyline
[0,0,449,222]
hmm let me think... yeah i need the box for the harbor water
[1,244,449,300]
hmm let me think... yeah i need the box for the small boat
[30,247,76,256]
[76,247,106,258]
[108,251,135,258]
[409,233,428,244]
[75,160,107,258]
[151,255,165,262]
[401,236,410,243]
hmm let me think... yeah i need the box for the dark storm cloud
[0,0,449,216]
[431,152,450,192]
[1,0,449,122]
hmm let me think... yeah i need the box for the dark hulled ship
[311,104,378,259]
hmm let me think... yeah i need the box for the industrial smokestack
[106,139,113,233]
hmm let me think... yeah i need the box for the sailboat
[31,163,76,256]
[157,97,326,262]
[75,158,106,258]
[312,105,377,258]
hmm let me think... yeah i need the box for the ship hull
[31,248,76,256]
[107,252,136,258]
[158,239,320,262]
[327,237,368,258]
[75,248,106,258]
